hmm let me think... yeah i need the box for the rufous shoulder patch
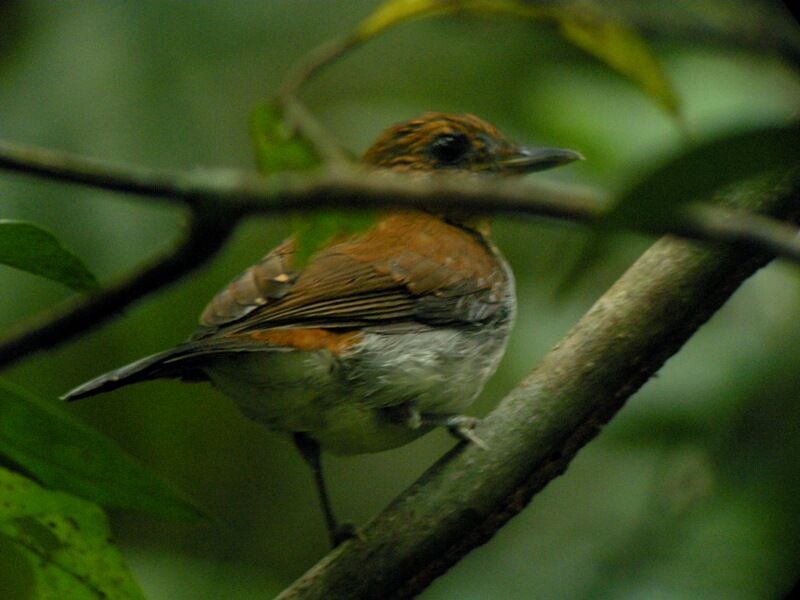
[241,329,362,355]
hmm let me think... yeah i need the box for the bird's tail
[61,344,205,401]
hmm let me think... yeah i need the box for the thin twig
[277,35,358,98]
[2,138,800,270]
[0,209,237,370]
[279,96,352,164]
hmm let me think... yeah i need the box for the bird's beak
[498,146,584,174]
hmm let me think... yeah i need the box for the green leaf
[558,122,800,293]
[553,6,679,116]
[292,211,377,266]
[250,101,375,265]
[354,0,679,116]
[0,381,205,521]
[0,466,145,599]
[0,220,99,292]
[250,101,321,175]
[606,122,800,230]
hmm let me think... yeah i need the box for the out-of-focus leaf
[0,466,145,599]
[0,381,205,521]
[554,7,679,115]
[291,211,377,266]
[355,0,446,38]
[0,220,99,292]
[607,122,800,229]
[354,0,679,116]
[250,101,375,264]
[250,101,321,175]
[559,122,800,293]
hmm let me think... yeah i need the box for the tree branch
[2,137,800,270]
[0,209,237,370]
[0,137,603,218]
[276,171,800,600]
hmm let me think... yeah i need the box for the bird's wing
[199,236,298,328]
[194,211,509,342]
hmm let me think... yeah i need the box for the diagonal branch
[0,209,237,370]
[2,138,800,269]
[275,172,800,600]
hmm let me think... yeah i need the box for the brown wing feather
[199,237,297,328]
[196,211,508,338]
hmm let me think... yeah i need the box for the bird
[63,113,581,546]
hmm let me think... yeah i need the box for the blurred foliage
[0,381,204,521]
[0,467,144,599]
[1,1,799,599]
[606,122,800,229]
[560,122,800,292]
[331,0,680,115]
[250,102,321,174]
[250,101,376,265]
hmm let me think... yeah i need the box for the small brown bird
[64,113,580,545]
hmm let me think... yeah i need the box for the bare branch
[684,203,800,263]
[276,173,800,600]
[2,137,800,271]
[277,35,358,98]
[0,137,602,217]
[0,210,236,370]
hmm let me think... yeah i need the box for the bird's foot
[421,414,489,449]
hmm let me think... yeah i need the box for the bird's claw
[445,416,489,450]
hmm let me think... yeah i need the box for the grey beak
[500,146,584,174]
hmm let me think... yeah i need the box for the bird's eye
[429,133,472,165]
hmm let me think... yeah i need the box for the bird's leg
[419,414,489,449]
[292,432,355,547]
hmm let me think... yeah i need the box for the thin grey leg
[292,432,355,547]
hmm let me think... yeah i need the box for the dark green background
[2,1,799,598]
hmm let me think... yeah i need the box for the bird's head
[362,112,581,175]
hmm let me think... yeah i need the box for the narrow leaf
[554,7,680,115]
[0,220,99,292]
[354,0,679,116]
[0,467,145,599]
[355,0,448,39]
[0,381,204,521]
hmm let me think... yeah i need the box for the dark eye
[429,133,472,165]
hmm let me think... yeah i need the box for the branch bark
[276,172,800,599]
[3,138,800,270]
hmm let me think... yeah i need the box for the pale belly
[204,323,511,455]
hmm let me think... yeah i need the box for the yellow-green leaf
[0,220,99,292]
[554,7,679,115]
[0,467,145,599]
[355,0,451,39]
[354,0,679,116]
